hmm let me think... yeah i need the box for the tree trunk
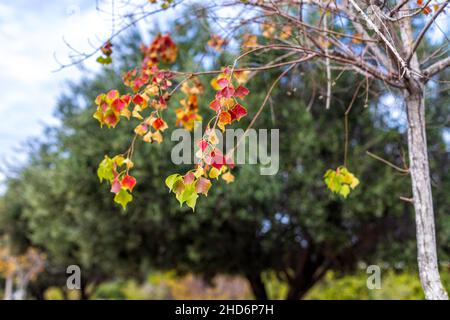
[4,275,13,300]
[246,273,268,300]
[405,84,448,300]
[286,283,313,300]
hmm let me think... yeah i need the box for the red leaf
[211,150,226,170]
[100,102,109,112]
[234,85,249,98]
[133,94,145,105]
[229,104,247,121]
[110,179,121,194]
[152,117,168,131]
[159,95,167,106]
[121,94,131,105]
[104,112,119,127]
[218,111,232,130]
[195,177,212,195]
[121,175,136,191]
[422,6,431,14]
[216,78,229,89]
[197,139,208,151]
[111,98,126,112]
[107,90,119,101]
[220,86,235,99]
[209,99,221,112]
[184,172,195,184]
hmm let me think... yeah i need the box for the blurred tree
[0,15,448,300]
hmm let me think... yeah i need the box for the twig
[366,150,409,174]
[348,0,410,77]
[226,57,313,159]
[407,0,449,64]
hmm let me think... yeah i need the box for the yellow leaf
[221,171,235,184]
[194,166,204,178]
[209,167,220,179]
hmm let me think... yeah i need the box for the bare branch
[423,56,450,79]
[366,151,409,174]
[407,0,450,64]
[348,0,410,77]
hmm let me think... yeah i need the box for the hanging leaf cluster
[324,166,360,198]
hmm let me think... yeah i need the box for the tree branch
[348,0,410,77]
[407,0,449,64]
[423,56,450,79]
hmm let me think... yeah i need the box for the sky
[0,0,153,191]
[0,1,448,191]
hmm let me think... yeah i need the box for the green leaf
[324,166,359,198]
[340,185,350,198]
[165,174,182,191]
[97,156,114,182]
[176,184,198,210]
[185,192,199,211]
[97,56,112,65]
[114,188,133,210]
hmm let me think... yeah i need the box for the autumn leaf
[216,78,229,89]
[324,166,359,198]
[176,183,198,210]
[207,35,227,52]
[229,104,247,121]
[165,174,182,191]
[184,172,196,185]
[114,189,133,210]
[195,177,212,195]
[221,171,235,184]
[110,179,122,194]
[134,123,149,136]
[234,85,249,98]
[209,167,221,179]
[197,139,208,151]
[242,33,258,49]
[152,117,168,131]
[121,175,137,192]
[218,111,232,131]
[97,156,114,182]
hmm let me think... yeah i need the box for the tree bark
[246,273,268,300]
[405,84,448,300]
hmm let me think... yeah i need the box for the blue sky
[0,0,123,189]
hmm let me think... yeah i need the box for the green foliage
[165,174,182,192]
[324,166,360,198]
[306,269,450,300]
[96,56,112,65]
[114,189,133,210]
[97,156,115,182]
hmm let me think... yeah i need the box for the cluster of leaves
[417,0,443,15]
[175,78,204,130]
[93,89,132,128]
[97,41,113,65]
[97,155,136,209]
[94,34,179,208]
[93,19,366,211]
[93,24,255,210]
[324,166,360,198]
[207,35,227,52]
[209,66,249,130]
[164,66,251,210]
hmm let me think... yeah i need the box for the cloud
[0,1,115,191]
